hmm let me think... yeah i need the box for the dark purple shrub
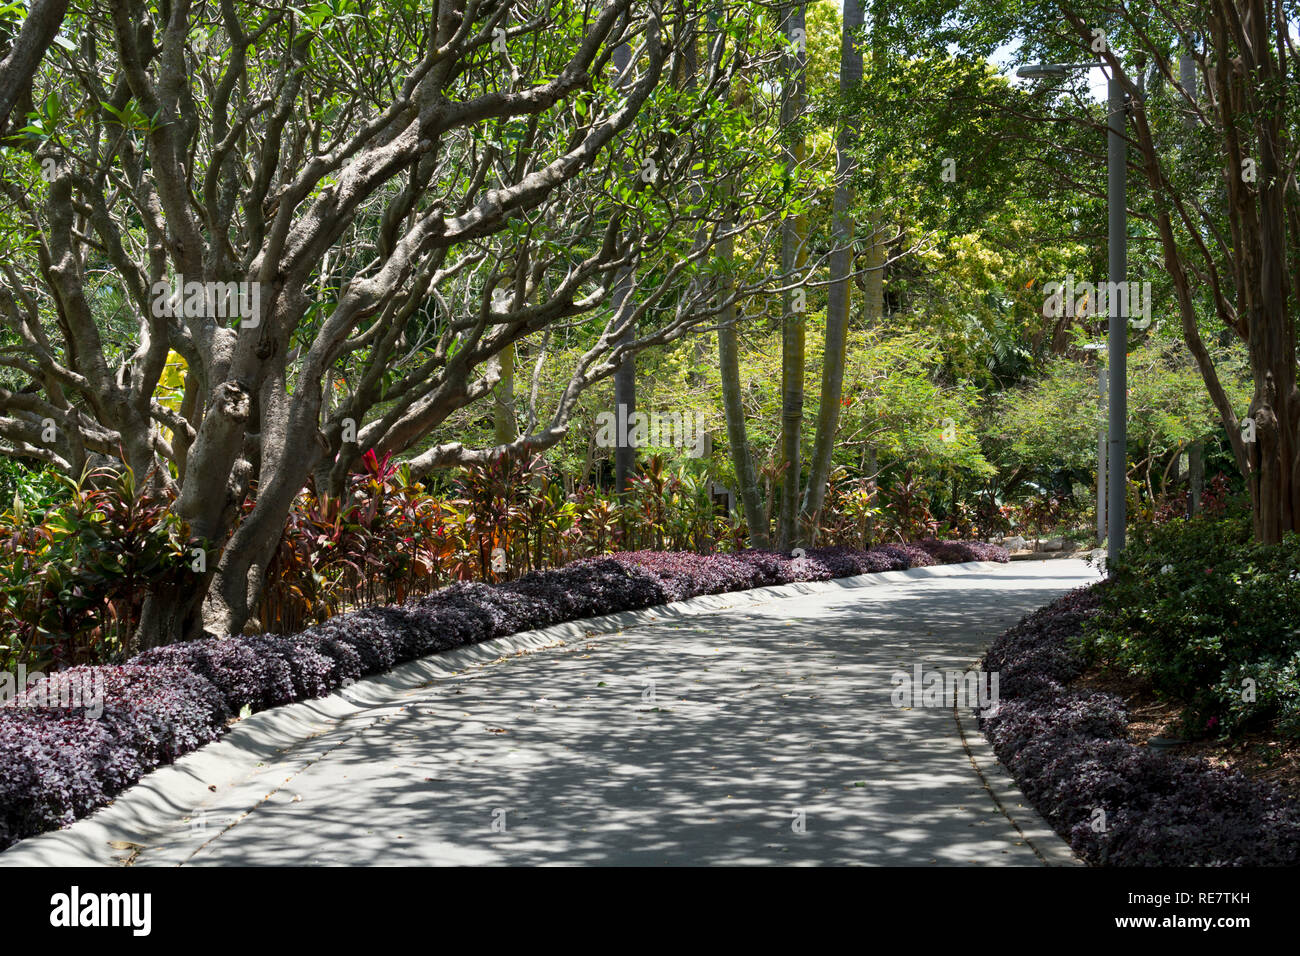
[895,543,936,567]
[981,690,1128,771]
[212,635,338,703]
[549,558,669,616]
[611,551,759,601]
[917,538,1010,563]
[0,708,120,850]
[1107,771,1300,866]
[867,545,914,571]
[494,576,572,629]
[410,587,497,647]
[981,585,1101,697]
[1,664,229,851]
[289,630,366,686]
[424,582,517,641]
[134,637,298,713]
[806,546,901,577]
[309,606,406,673]
[729,550,801,586]
[963,540,1012,562]
[916,538,968,563]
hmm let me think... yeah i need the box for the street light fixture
[1019,60,1128,565]
[1015,63,1083,80]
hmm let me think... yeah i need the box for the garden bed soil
[1075,665,1300,801]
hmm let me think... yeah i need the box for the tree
[799,0,863,540]
[0,1,787,645]
[993,0,1299,543]
[775,1,808,550]
[0,0,70,135]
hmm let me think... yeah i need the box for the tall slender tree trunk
[863,216,885,324]
[1225,3,1298,543]
[612,299,636,493]
[800,0,863,541]
[683,14,710,391]
[862,4,888,330]
[1188,441,1204,515]
[612,39,637,496]
[776,3,807,551]
[701,9,767,546]
[1178,46,1205,519]
[717,224,769,546]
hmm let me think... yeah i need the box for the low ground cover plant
[0,540,1006,852]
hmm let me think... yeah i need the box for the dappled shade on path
[114,563,1099,866]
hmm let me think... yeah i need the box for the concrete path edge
[954,704,1084,866]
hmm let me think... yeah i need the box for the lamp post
[1018,61,1128,564]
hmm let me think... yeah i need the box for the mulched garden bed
[1075,665,1300,802]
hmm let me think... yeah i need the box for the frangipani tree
[0,0,792,645]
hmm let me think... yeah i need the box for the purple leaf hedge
[0,541,1006,852]
[979,584,1300,865]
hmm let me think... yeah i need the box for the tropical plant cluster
[1080,514,1300,740]
[2,451,1010,672]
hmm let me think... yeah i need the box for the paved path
[3,559,1099,866]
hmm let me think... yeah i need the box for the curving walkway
[1,559,1100,866]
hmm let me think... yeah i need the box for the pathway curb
[954,704,1085,866]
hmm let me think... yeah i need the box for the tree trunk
[0,0,70,133]
[612,285,636,495]
[612,40,637,496]
[1121,2,1299,545]
[717,225,769,547]
[135,571,212,648]
[208,370,326,637]
[1188,439,1204,516]
[492,342,518,445]
[864,215,885,325]
[862,3,889,329]
[1179,47,1202,525]
[776,3,807,552]
[800,0,863,541]
[1234,3,1298,543]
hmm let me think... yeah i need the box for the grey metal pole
[1107,73,1127,563]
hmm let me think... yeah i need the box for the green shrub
[0,460,69,516]
[1079,514,1300,737]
